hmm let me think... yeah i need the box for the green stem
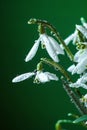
[62,77,87,115]
[28,18,74,61]
[41,58,71,81]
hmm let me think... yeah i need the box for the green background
[1,0,87,130]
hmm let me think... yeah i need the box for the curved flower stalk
[25,33,64,63]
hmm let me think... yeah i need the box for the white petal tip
[24,58,28,62]
[12,78,18,83]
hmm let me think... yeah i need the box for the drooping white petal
[76,73,87,84]
[83,23,87,29]
[44,72,58,81]
[69,83,80,88]
[75,57,87,74]
[12,72,35,83]
[69,82,87,89]
[76,25,87,39]
[74,49,87,62]
[40,34,59,62]
[77,83,87,89]
[67,64,76,74]
[25,39,40,62]
[48,36,64,55]
[64,33,75,45]
[72,30,78,44]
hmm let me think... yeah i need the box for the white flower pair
[12,33,63,83]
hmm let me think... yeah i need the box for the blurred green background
[1,0,87,130]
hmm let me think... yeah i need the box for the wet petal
[69,83,87,89]
[25,39,40,62]
[48,36,64,55]
[82,23,87,29]
[74,49,87,62]
[64,33,75,45]
[12,72,35,83]
[67,64,76,74]
[44,72,58,81]
[72,30,78,44]
[76,57,87,74]
[40,34,59,62]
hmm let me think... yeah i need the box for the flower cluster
[65,18,87,108]
[12,23,65,83]
[12,17,87,129]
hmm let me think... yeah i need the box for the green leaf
[73,115,87,123]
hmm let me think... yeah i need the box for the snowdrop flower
[12,70,58,84]
[68,44,87,74]
[74,44,87,62]
[68,57,87,75]
[73,57,87,74]
[69,73,87,89]
[25,33,64,62]
[76,25,87,39]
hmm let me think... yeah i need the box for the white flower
[12,70,58,83]
[76,25,87,39]
[74,47,87,63]
[74,57,87,74]
[25,33,64,62]
[67,42,87,74]
[69,73,87,89]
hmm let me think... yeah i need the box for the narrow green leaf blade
[73,115,87,123]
